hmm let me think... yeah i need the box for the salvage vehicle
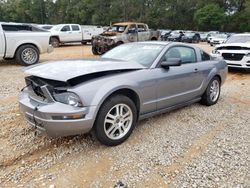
[50,24,104,47]
[0,22,53,66]
[211,33,250,69]
[19,42,227,146]
[181,32,200,43]
[167,30,185,42]
[210,34,228,46]
[91,22,160,55]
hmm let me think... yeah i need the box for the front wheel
[94,95,137,146]
[200,77,221,106]
[15,45,39,66]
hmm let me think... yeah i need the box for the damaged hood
[100,32,120,37]
[24,58,145,82]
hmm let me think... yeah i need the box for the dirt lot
[0,44,249,187]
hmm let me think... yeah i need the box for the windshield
[214,34,228,39]
[102,44,165,67]
[226,35,250,43]
[51,25,62,31]
[170,32,181,37]
[107,25,127,33]
[185,33,195,37]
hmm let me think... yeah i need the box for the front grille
[222,53,245,61]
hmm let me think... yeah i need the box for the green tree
[194,3,226,31]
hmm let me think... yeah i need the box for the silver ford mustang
[19,42,227,146]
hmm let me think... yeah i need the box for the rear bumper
[19,90,96,137]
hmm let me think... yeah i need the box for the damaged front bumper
[92,36,116,54]
[19,88,96,137]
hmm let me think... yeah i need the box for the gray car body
[19,42,228,137]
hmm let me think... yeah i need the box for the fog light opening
[52,114,85,120]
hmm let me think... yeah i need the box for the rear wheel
[94,95,137,146]
[200,77,221,106]
[15,45,39,66]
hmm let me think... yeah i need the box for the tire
[94,95,138,146]
[15,45,39,66]
[92,45,99,55]
[200,77,221,106]
[116,41,123,46]
[81,41,87,45]
[50,37,60,48]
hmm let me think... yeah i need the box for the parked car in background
[181,32,200,43]
[19,41,227,146]
[50,24,104,47]
[160,29,172,41]
[210,33,229,46]
[211,33,250,69]
[207,31,219,43]
[91,22,160,55]
[0,22,53,66]
[167,30,184,42]
[199,32,209,42]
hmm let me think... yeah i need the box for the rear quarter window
[201,50,211,61]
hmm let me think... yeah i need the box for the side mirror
[161,58,182,68]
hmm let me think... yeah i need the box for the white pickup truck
[0,23,53,66]
[49,24,104,47]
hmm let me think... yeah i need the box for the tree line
[0,0,249,32]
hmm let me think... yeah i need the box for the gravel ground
[0,44,249,187]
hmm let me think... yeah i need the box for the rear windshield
[2,24,47,32]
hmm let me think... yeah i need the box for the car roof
[0,22,31,26]
[126,41,200,50]
[233,33,250,36]
[113,22,145,26]
[129,41,170,46]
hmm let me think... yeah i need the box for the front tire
[201,77,221,106]
[94,95,137,146]
[15,45,39,66]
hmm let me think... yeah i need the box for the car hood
[24,58,145,82]
[212,38,226,41]
[215,43,250,49]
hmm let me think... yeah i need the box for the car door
[59,25,72,42]
[71,25,82,42]
[127,24,138,42]
[0,27,5,59]
[156,46,205,110]
[137,24,150,41]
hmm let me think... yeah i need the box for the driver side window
[164,46,196,64]
[61,25,70,32]
[128,24,137,33]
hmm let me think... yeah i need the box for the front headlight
[246,53,250,57]
[212,49,220,54]
[53,92,83,107]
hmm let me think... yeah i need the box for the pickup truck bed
[0,23,53,66]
